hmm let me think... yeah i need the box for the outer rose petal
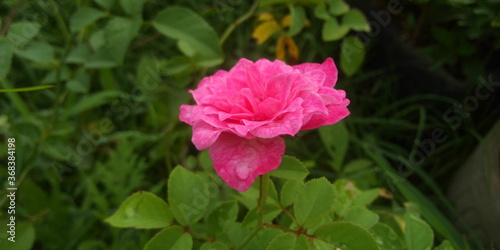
[179,105,194,125]
[209,133,285,191]
[192,121,222,150]
[293,58,338,87]
[301,97,350,130]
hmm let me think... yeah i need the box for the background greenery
[0,0,498,249]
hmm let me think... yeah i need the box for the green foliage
[0,0,492,249]
[316,0,369,75]
[321,17,349,41]
[153,7,224,68]
[342,9,370,32]
[15,41,54,64]
[340,36,365,77]
[143,226,193,250]
[100,163,448,249]
[287,5,307,37]
[105,191,173,229]
[405,212,434,250]
[0,38,14,79]
[62,91,123,119]
[206,201,239,235]
[294,177,335,228]
[410,0,499,79]
[0,221,35,250]
[70,7,107,33]
[6,21,41,47]
[344,206,379,229]
[267,233,309,250]
[168,166,210,226]
[327,0,350,16]
[280,179,302,207]
[269,155,309,180]
[119,0,148,16]
[370,223,403,250]
[319,121,349,171]
[363,142,466,249]
[435,240,456,250]
[314,222,381,249]
[85,17,141,68]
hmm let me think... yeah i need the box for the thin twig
[129,33,162,50]
[0,0,24,37]
[281,207,300,226]
[219,0,260,46]
[412,2,430,46]
[237,173,269,249]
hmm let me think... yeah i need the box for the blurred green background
[0,0,499,249]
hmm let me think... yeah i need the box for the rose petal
[319,58,338,88]
[255,58,293,82]
[192,120,222,150]
[265,74,299,104]
[179,105,194,125]
[180,105,206,125]
[249,98,304,138]
[198,70,228,88]
[192,73,223,103]
[239,88,260,114]
[218,111,254,122]
[209,133,285,191]
[229,59,265,96]
[301,101,350,130]
[299,91,328,116]
[293,58,338,87]
[302,69,326,89]
[226,122,252,138]
[257,97,282,118]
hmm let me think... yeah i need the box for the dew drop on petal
[235,163,251,180]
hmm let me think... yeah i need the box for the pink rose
[179,58,349,191]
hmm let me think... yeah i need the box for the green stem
[219,0,260,46]
[257,173,270,225]
[50,0,71,41]
[48,28,72,129]
[187,227,213,242]
[281,207,300,226]
[262,223,316,239]
[237,173,270,249]
[0,85,54,92]
[262,223,295,233]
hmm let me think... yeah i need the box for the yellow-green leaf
[276,35,299,64]
[252,20,281,44]
[328,0,350,16]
